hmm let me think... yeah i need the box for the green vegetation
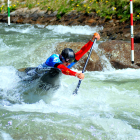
[0,0,140,22]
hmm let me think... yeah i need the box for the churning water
[0,23,140,140]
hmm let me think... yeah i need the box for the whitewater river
[0,23,140,140]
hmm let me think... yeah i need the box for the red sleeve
[75,40,93,61]
[57,64,77,76]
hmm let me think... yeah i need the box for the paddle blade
[73,88,78,95]
[18,67,36,72]
[73,80,82,95]
[18,68,26,72]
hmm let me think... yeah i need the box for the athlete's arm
[75,33,100,61]
[57,64,76,76]
[56,64,84,80]
[75,40,93,61]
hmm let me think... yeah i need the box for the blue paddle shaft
[73,39,97,95]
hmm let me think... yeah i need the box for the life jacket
[45,54,62,67]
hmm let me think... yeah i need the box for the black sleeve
[54,63,62,68]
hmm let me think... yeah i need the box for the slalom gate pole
[73,38,97,95]
[8,0,10,26]
[130,0,134,64]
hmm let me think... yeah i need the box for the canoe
[17,67,62,89]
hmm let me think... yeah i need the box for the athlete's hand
[75,73,85,80]
[91,32,100,41]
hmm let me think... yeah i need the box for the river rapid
[0,23,140,140]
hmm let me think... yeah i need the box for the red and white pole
[130,0,134,64]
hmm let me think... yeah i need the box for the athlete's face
[62,60,70,67]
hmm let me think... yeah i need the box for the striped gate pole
[7,0,10,26]
[130,0,134,64]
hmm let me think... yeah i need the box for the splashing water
[0,23,140,140]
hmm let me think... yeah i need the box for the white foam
[46,25,103,35]
[88,68,140,81]
[0,66,20,89]
[0,66,21,105]
[4,25,35,34]
[0,131,13,140]
[0,39,10,50]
